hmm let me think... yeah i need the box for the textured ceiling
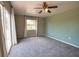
[11,1,79,17]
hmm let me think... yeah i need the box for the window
[26,20,37,30]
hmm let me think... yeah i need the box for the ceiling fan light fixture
[45,8,48,12]
[34,2,58,14]
[42,8,48,13]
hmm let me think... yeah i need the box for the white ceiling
[11,1,79,17]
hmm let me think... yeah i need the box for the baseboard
[46,35,79,48]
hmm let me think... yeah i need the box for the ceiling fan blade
[48,6,58,8]
[48,10,51,13]
[34,7,42,9]
[39,10,42,14]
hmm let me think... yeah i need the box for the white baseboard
[46,35,79,48]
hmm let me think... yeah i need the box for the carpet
[9,37,79,57]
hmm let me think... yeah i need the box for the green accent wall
[46,7,79,47]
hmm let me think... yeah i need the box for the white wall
[15,15,25,39]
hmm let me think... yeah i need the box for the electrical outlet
[68,37,71,40]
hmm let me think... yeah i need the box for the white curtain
[3,5,12,54]
[0,3,9,57]
[10,7,17,46]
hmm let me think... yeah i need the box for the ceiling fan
[34,2,58,14]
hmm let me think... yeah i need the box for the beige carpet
[9,37,79,57]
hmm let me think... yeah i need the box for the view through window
[26,20,37,30]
